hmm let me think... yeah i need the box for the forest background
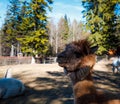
[0,0,120,59]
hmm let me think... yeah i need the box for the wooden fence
[0,56,32,66]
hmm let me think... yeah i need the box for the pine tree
[115,3,120,43]
[2,0,53,56]
[18,0,53,56]
[82,0,120,54]
[2,0,21,56]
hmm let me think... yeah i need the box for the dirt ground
[0,57,120,104]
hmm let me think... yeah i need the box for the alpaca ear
[4,68,12,78]
[90,45,98,54]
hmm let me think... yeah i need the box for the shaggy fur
[0,68,25,99]
[57,39,120,104]
[112,58,120,73]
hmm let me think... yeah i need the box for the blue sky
[0,0,119,28]
[0,0,84,28]
[0,0,9,28]
[48,0,84,23]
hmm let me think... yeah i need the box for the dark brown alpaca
[57,39,120,104]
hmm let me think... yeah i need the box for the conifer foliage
[82,0,120,54]
[2,0,53,56]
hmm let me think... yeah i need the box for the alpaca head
[57,39,98,80]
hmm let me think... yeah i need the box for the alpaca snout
[57,52,65,58]
[57,52,65,63]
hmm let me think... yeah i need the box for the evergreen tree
[82,0,120,54]
[115,3,120,43]
[2,0,53,56]
[2,0,21,56]
[18,0,53,56]
[63,14,69,41]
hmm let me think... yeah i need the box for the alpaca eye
[74,52,81,58]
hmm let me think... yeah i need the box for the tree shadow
[0,68,120,104]
[93,70,120,92]
[0,71,73,104]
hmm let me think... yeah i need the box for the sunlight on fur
[57,39,120,104]
[0,68,25,99]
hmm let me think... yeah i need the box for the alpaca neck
[73,75,95,96]
[71,74,97,103]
